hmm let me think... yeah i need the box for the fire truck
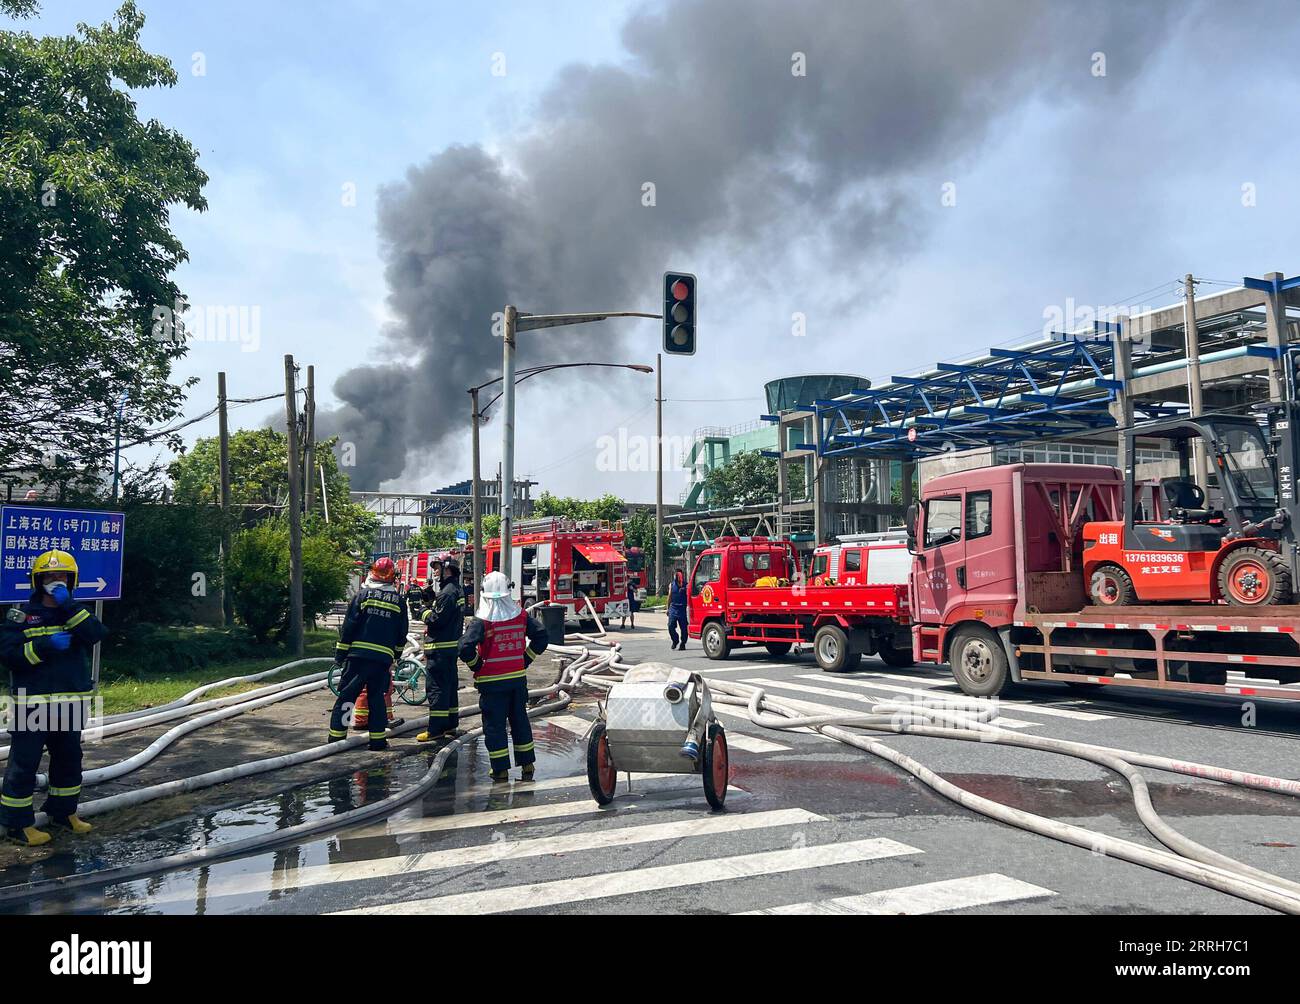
[478,517,631,627]
[687,535,913,671]
[396,551,436,589]
[907,462,1300,702]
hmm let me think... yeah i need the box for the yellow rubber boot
[54,814,93,835]
[8,826,51,847]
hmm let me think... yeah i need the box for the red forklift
[1083,411,1294,607]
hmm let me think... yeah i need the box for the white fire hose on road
[1,630,1299,915]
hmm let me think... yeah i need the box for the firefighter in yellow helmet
[0,550,106,846]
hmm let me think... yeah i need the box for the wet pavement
[2,614,1298,915]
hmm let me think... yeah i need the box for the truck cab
[808,531,911,587]
[908,463,1122,693]
[688,537,797,614]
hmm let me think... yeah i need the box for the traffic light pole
[500,307,518,581]
[497,307,662,581]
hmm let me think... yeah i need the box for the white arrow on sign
[11,578,106,592]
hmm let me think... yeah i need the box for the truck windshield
[1217,425,1276,506]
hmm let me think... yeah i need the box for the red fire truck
[478,518,631,627]
[687,535,913,671]
[907,462,1300,701]
[396,551,436,589]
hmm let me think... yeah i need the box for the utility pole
[499,306,518,580]
[284,355,304,656]
[498,305,662,579]
[304,365,316,515]
[655,352,665,594]
[470,387,484,598]
[217,371,234,627]
[1182,275,1209,490]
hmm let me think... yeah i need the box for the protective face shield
[476,571,521,622]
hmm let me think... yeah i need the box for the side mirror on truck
[905,503,920,554]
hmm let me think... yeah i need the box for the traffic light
[663,271,696,356]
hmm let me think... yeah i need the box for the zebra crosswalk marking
[331,836,924,915]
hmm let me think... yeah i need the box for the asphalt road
[15,610,1300,916]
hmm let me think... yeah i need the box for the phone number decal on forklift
[1124,552,1186,564]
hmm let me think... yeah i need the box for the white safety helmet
[477,571,522,622]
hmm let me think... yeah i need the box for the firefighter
[459,571,548,781]
[329,557,408,751]
[0,550,106,846]
[667,568,689,650]
[416,554,465,742]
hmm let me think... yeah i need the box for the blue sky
[16,1,1300,505]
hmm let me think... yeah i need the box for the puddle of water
[0,728,590,916]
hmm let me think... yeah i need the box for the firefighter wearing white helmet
[458,571,549,781]
[0,550,107,846]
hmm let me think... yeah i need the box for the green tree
[406,513,500,553]
[0,2,208,490]
[226,520,350,641]
[169,428,380,556]
[701,451,804,507]
[533,491,624,522]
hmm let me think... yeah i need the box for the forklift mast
[1254,347,1300,585]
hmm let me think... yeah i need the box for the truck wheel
[1089,565,1135,606]
[764,642,792,658]
[949,626,1010,697]
[701,621,731,660]
[815,624,860,673]
[586,720,617,805]
[1219,548,1292,606]
[876,638,915,668]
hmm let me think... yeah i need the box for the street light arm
[476,362,653,417]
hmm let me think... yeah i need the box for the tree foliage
[169,428,380,556]
[533,491,624,522]
[406,514,499,553]
[0,2,208,491]
[701,450,803,507]
[225,520,350,642]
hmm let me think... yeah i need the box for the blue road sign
[0,506,126,604]
[455,528,469,543]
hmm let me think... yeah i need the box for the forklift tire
[815,624,860,673]
[1089,565,1136,606]
[1218,548,1292,607]
[764,642,792,658]
[701,621,732,660]
[949,625,1010,697]
[876,639,915,668]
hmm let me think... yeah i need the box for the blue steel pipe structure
[814,337,1130,459]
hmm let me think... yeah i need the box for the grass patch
[97,627,338,715]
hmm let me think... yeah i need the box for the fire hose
[0,635,622,907]
[1,629,1298,914]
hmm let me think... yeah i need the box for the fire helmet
[370,557,397,583]
[31,549,79,593]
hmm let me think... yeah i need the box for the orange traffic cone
[352,681,396,731]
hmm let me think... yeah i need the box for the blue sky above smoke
[17,0,1300,505]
